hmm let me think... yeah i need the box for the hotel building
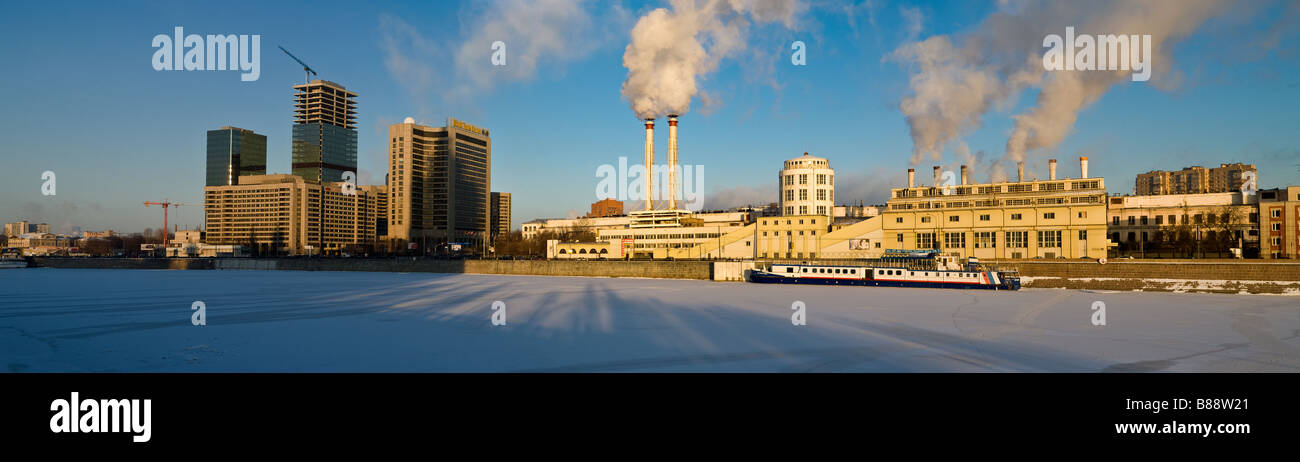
[387,118,491,251]
[203,174,385,255]
[206,126,267,186]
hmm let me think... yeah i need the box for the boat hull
[748,271,1018,290]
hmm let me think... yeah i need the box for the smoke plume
[621,0,804,119]
[892,0,1233,177]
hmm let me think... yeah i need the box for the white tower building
[779,152,835,217]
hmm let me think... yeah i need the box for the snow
[2,268,1299,372]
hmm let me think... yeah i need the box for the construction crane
[278,46,318,84]
[143,200,198,249]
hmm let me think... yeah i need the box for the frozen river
[2,268,1298,372]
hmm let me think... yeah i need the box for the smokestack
[907,168,915,188]
[1017,162,1025,182]
[1080,156,1089,179]
[1049,159,1057,180]
[667,114,678,210]
[960,165,969,185]
[644,119,655,210]
[932,166,941,186]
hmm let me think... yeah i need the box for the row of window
[903,230,1075,248]
[1112,212,1259,226]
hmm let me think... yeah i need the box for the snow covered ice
[2,268,1299,372]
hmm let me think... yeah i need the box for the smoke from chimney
[1017,162,1025,182]
[932,166,941,187]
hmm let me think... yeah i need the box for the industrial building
[779,152,835,216]
[292,80,357,184]
[203,174,386,255]
[386,117,492,252]
[206,126,267,186]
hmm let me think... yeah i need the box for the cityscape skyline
[1,0,1298,235]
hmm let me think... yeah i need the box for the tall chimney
[907,168,915,188]
[1017,162,1025,182]
[643,118,655,210]
[933,166,941,186]
[960,165,969,185]
[1049,158,1057,180]
[667,114,679,210]
[1080,156,1089,179]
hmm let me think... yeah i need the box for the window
[799,206,808,214]
[816,174,826,185]
[784,175,794,186]
[1272,209,1282,218]
[1011,213,1023,220]
[979,214,991,221]
[1079,230,1087,241]
[1044,212,1056,220]
[1140,216,1148,225]
[1127,216,1135,225]
[799,174,807,185]
[1112,216,1120,226]
[974,231,996,248]
[1194,214,1203,224]
[799,189,808,200]
[948,215,960,222]
[896,233,903,243]
[1006,231,1028,248]
[920,216,931,223]
[1078,211,1087,219]
[785,190,793,201]
[1038,230,1062,248]
[1273,223,1283,231]
[896,217,904,223]
[915,232,936,249]
[944,232,966,248]
[816,189,826,201]
[1155,215,1163,225]
[816,206,826,215]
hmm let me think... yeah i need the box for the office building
[491,192,511,238]
[387,117,491,250]
[206,126,267,186]
[203,174,385,255]
[292,80,357,183]
[4,221,49,237]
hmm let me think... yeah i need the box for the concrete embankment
[28,257,1300,293]
[32,257,713,280]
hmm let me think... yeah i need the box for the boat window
[786,267,793,273]
[802,268,808,273]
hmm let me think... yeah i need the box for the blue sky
[1,0,1297,234]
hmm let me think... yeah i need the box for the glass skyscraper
[206,126,267,186]
[291,80,357,183]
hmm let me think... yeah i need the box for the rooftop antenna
[278,46,318,84]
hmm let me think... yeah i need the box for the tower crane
[143,200,198,249]
[278,46,318,84]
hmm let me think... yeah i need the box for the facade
[883,158,1108,260]
[1106,192,1259,257]
[755,215,832,259]
[522,212,751,240]
[83,230,115,239]
[4,221,50,236]
[203,174,385,255]
[1135,164,1257,196]
[206,126,267,186]
[292,80,357,183]
[588,198,624,218]
[779,152,834,216]
[386,118,492,251]
[491,192,511,238]
[1260,186,1300,259]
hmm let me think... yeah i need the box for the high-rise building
[1209,163,1257,194]
[292,80,357,183]
[206,126,267,186]
[4,221,49,236]
[387,117,491,250]
[491,192,511,238]
[779,152,835,217]
[203,174,385,255]
[1136,164,1253,196]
